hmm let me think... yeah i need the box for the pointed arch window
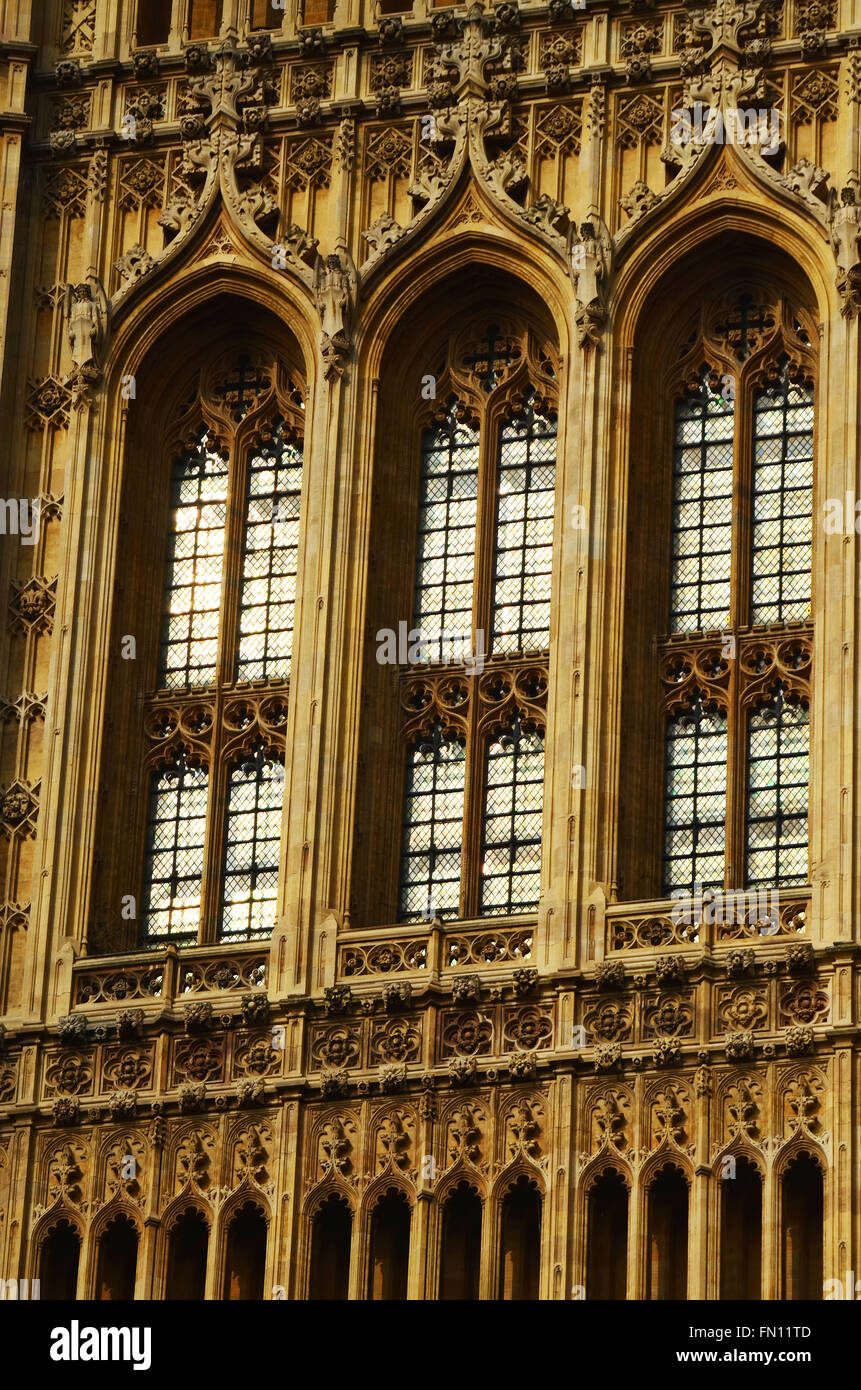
[659,297,815,901]
[396,324,558,925]
[138,354,304,947]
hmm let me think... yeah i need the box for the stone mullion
[197,685,225,944]
[198,418,246,945]
[462,404,495,922]
[459,684,481,921]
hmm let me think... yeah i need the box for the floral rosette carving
[442,1009,493,1057]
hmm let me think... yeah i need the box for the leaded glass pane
[158,432,228,689]
[413,404,479,664]
[140,751,208,946]
[492,399,557,653]
[398,720,466,923]
[670,374,734,634]
[220,744,284,942]
[745,687,809,886]
[479,715,544,916]
[663,695,727,894]
[751,365,814,625]
[237,421,303,682]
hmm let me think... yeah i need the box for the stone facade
[0,0,856,1300]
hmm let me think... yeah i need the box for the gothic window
[397,324,558,925]
[659,294,815,900]
[309,1195,352,1299]
[439,1182,482,1300]
[586,1169,628,1300]
[39,1219,81,1300]
[223,1202,267,1300]
[646,1164,688,1300]
[781,1153,823,1300]
[166,1208,209,1300]
[498,1175,541,1299]
[139,354,305,948]
[249,0,284,26]
[188,0,223,40]
[135,0,172,47]
[95,1214,139,1300]
[367,1189,411,1300]
[720,1156,762,1300]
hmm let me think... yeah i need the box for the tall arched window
[646,1164,688,1300]
[367,1189,411,1300]
[662,298,815,900]
[166,1207,209,1300]
[396,323,558,924]
[439,1182,483,1300]
[137,354,305,947]
[781,1152,823,1299]
[621,283,816,906]
[498,1175,542,1300]
[95,1213,139,1300]
[586,1168,628,1300]
[720,1156,762,1299]
[309,1194,353,1299]
[39,1219,81,1300]
[223,1202,267,1300]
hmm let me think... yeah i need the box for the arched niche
[780,1149,824,1300]
[367,1187,411,1300]
[223,1200,268,1300]
[38,1216,82,1300]
[165,1206,210,1300]
[95,1211,140,1300]
[646,1161,689,1301]
[585,1166,629,1300]
[719,1152,763,1300]
[350,264,561,930]
[498,1173,542,1300]
[308,1191,353,1300]
[439,1180,483,1300]
[88,296,309,956]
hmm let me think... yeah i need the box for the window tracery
[397,322,558,924]
[139,352,305,947]
[659,292,816,899]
